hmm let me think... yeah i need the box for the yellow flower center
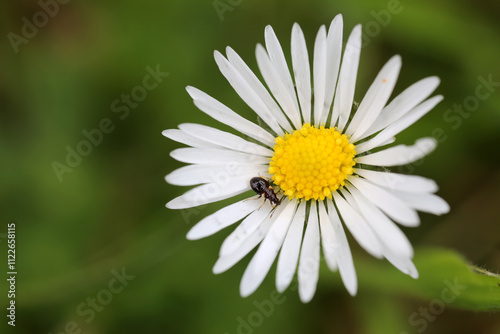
[269,123,356,201]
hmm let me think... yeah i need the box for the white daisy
[163,14,449,303]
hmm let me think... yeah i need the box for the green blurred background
[1,0,499,333]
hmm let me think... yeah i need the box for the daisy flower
[163,14,449,302]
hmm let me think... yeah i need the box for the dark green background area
[0,0,499,333]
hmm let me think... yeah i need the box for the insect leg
[269,203,279,218]
[243,194,263,202]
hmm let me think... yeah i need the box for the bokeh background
[1,0,499,333]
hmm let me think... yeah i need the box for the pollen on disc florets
[269,123,356,201]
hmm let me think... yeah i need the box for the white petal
[226,47,292,132]
[379,136,396,147]
[186,198,262,240]
[363,76,440,137]
[276,201,306,292]
[384,251,419,279]
[349,177,420,227]
[256,44,301,130]
[347,55,402,142]
[238,203,289,296]
[313,25,327,126]
[166,164,267,186]
[213,206,282,274]
[186,86,275,147]
[178,123,273,157]
[356,137,437,167]
[170,147,269,165]
[323,15,343,125]
[214,51,284,135]
[345,187,418,277]
[333,192,384,258]
[291,23,311,124]
[346,185,414,258]
[326,199,357,296]
[392,191,450,215]
[219,203,274,257]
[166,175,251,209]
[298,201,320,303]
[355,168,438,193]
[162,129,217,148]
[264,26,302,129]
[239,200,296,297]
[213,232,264,274]
[332,25,362,130]
[356,95,443,154]
[318,201,338,271]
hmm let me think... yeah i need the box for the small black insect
[250,177,281,208]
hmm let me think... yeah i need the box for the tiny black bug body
[250,177,281,207]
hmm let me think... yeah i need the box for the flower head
[163,15,449,302]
